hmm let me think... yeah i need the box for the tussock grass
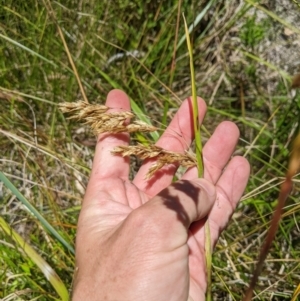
[1,1,300,300]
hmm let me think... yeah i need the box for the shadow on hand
[158,180,202,229]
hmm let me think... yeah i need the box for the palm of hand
[73,90,249,301]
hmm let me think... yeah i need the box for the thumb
[138,178,216,249]
[123,178,216,254]
[152,178,216,229]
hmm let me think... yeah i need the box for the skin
[72,89,250,301]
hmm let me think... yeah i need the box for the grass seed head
[127,121,158,133]
[59,102,157,134]
[59,101,109,118]
[112,144,197,178]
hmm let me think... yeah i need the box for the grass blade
[0,33,56,67]
[291,282,300,301]
[242,133,300,300]
[43,0,89,104]
[177,0,216,50]
[182,15,203,176]
[0,172,75,255]
[0,217,69,301]
[245,0,300,35]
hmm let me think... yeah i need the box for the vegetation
[0,0,300,300]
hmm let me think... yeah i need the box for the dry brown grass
[59,101,158,134]
[112,144,197,179]
[60,101,196,179]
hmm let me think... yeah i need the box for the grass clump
[1,0,300,300]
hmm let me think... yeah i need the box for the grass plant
[1,1,300,300]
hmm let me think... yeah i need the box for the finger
[189,156,250,246]
[88,89,131,187]
[137,178,216,249]
[133,97,207,198]
[209,156,250,242]
[182,121,240,183]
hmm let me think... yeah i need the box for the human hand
[72,89,250,301]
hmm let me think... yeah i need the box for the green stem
[182,15,203,177]
[183,15,211,301]
[0,172,75,254]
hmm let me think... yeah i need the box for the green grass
[1,0,300,300]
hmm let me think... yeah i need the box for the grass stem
[183,14,210,301]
